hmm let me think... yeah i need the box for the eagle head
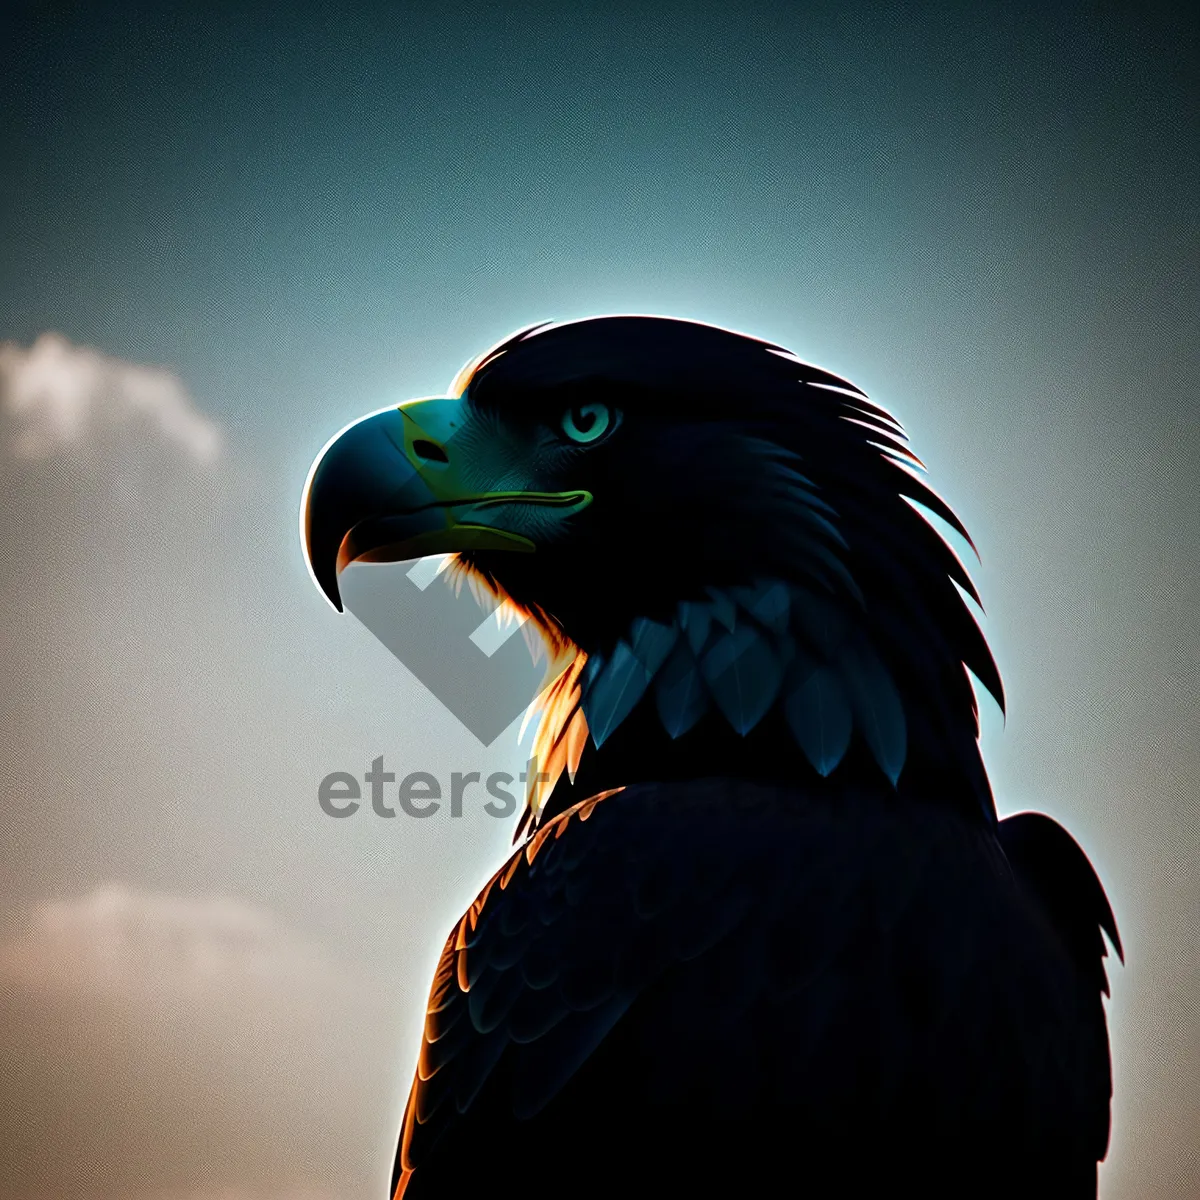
[302,316,1003,823]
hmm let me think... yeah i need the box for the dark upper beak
[300,406,440,611]
[301,399,563,611]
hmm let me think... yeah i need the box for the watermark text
[318,756,549,818]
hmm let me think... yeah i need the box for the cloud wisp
[0,333,220,463]
[0,886,401,1200]
[0,884,343,1000]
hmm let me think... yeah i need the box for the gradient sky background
[1,2,1196,1197]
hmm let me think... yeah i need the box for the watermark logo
[339,557,565,746]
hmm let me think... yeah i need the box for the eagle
[301,316,1121,1198]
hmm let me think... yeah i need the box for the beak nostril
[412,439,450,465]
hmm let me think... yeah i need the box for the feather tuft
[785,664,853,776]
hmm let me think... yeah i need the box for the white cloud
[0,885,402,1200]
[0,884,344,1001]
[0,332,220,462]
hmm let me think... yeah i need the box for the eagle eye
[561,402,617,444]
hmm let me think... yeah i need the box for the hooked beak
[300,397,590,610]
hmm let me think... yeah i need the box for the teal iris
[561,403,616,444]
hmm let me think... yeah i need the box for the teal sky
[1,4,1196,1199]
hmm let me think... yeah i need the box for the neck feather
[519,576,997,840]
